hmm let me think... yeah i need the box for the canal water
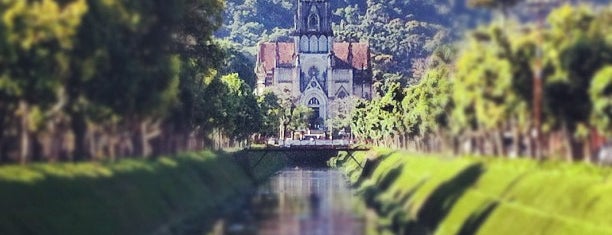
[209,168,365,235]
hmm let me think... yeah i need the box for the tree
[351,80,405,146]
[449,19,552,157]
[402,60,453,151]
[328,96,358,137]
[65,0,192,159]
[217,40,258,88]
[543,5,612,160]
[257,91,282,138]
[0,0,87,162]
[334,0,448,82]
[288,105,314,135]
[590,66,612,138]
[221,73,262,143]
[272,88,312,139]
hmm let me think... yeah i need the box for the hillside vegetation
[349,4,612,161]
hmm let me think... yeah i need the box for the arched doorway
[302,89,327,130]
[307,97,323,129]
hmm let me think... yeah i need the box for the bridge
[244,141,371,169]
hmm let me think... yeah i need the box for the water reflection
[218,168,364,235]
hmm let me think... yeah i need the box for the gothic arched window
[300,36,309,52]
[308,13,319,31]
[308,97,320,106]
[318,36,328,52]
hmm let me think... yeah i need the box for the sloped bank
[330,149,612,235]
[0,151,287,235]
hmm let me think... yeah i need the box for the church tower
[293,0,334,129]
[294,0,333,53]
[255,0,372,133]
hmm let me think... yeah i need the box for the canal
[207,167,365,235]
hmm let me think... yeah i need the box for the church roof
[333,42,370,70]
[256,41,370,75]
[257,42,295,73]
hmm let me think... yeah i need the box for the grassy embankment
[330,149,612,235]
[0,150,287,235]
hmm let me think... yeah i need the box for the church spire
[294,0,332,36]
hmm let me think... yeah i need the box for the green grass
[331,149,612,235]
[0,150,287,235]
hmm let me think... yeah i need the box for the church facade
[255,0,372,129]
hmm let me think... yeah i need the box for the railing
[280,139,351,147]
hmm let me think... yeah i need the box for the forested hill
[215,0,490,84]
[215,0,609,88]
[216,0,610,51]
[216,0,489,48]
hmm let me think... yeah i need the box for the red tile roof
[333,42,370,69]
[258,42,295,73]
[257,42,370,73]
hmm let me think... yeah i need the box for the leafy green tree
[328,96,357,136]
[217,41,258,88]
[221,73,262,142]
[543,5,612,159]
[0,0,87,162]
[160,0,226,153]
[453,25,516,155]
[65,0,191,159]
[272,89,313,139]
[288,105,314,134]
[351,80,405,146]
[257,91,282,138]
[335,0,447,81]
[589,66,612,137]
[403,61,453,148]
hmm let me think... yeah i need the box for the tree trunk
[495,125,506,157]
[583,138,592,163]
[89,127,98,160]
[108,131,117,162]
[131,120,146,157]
[436,130,446,153]
[56,122,70,161]
[108,122,118,161]
[48,121,64,162]
[0,106,7,163]
[71,111,89,161]
[561,121,575,162]
[452,135,459,155]
[18,100,30,164]
[511,119,521,158]
[31,133,44,162]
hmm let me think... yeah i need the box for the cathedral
[255,0,372,129]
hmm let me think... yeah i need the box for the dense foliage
[1,0,610,163]
[350,4,612,161]
[217,0,490,87]
[0,0,273,163]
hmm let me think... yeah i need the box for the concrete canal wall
[0,151,287,235]
[331,149,612,235]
